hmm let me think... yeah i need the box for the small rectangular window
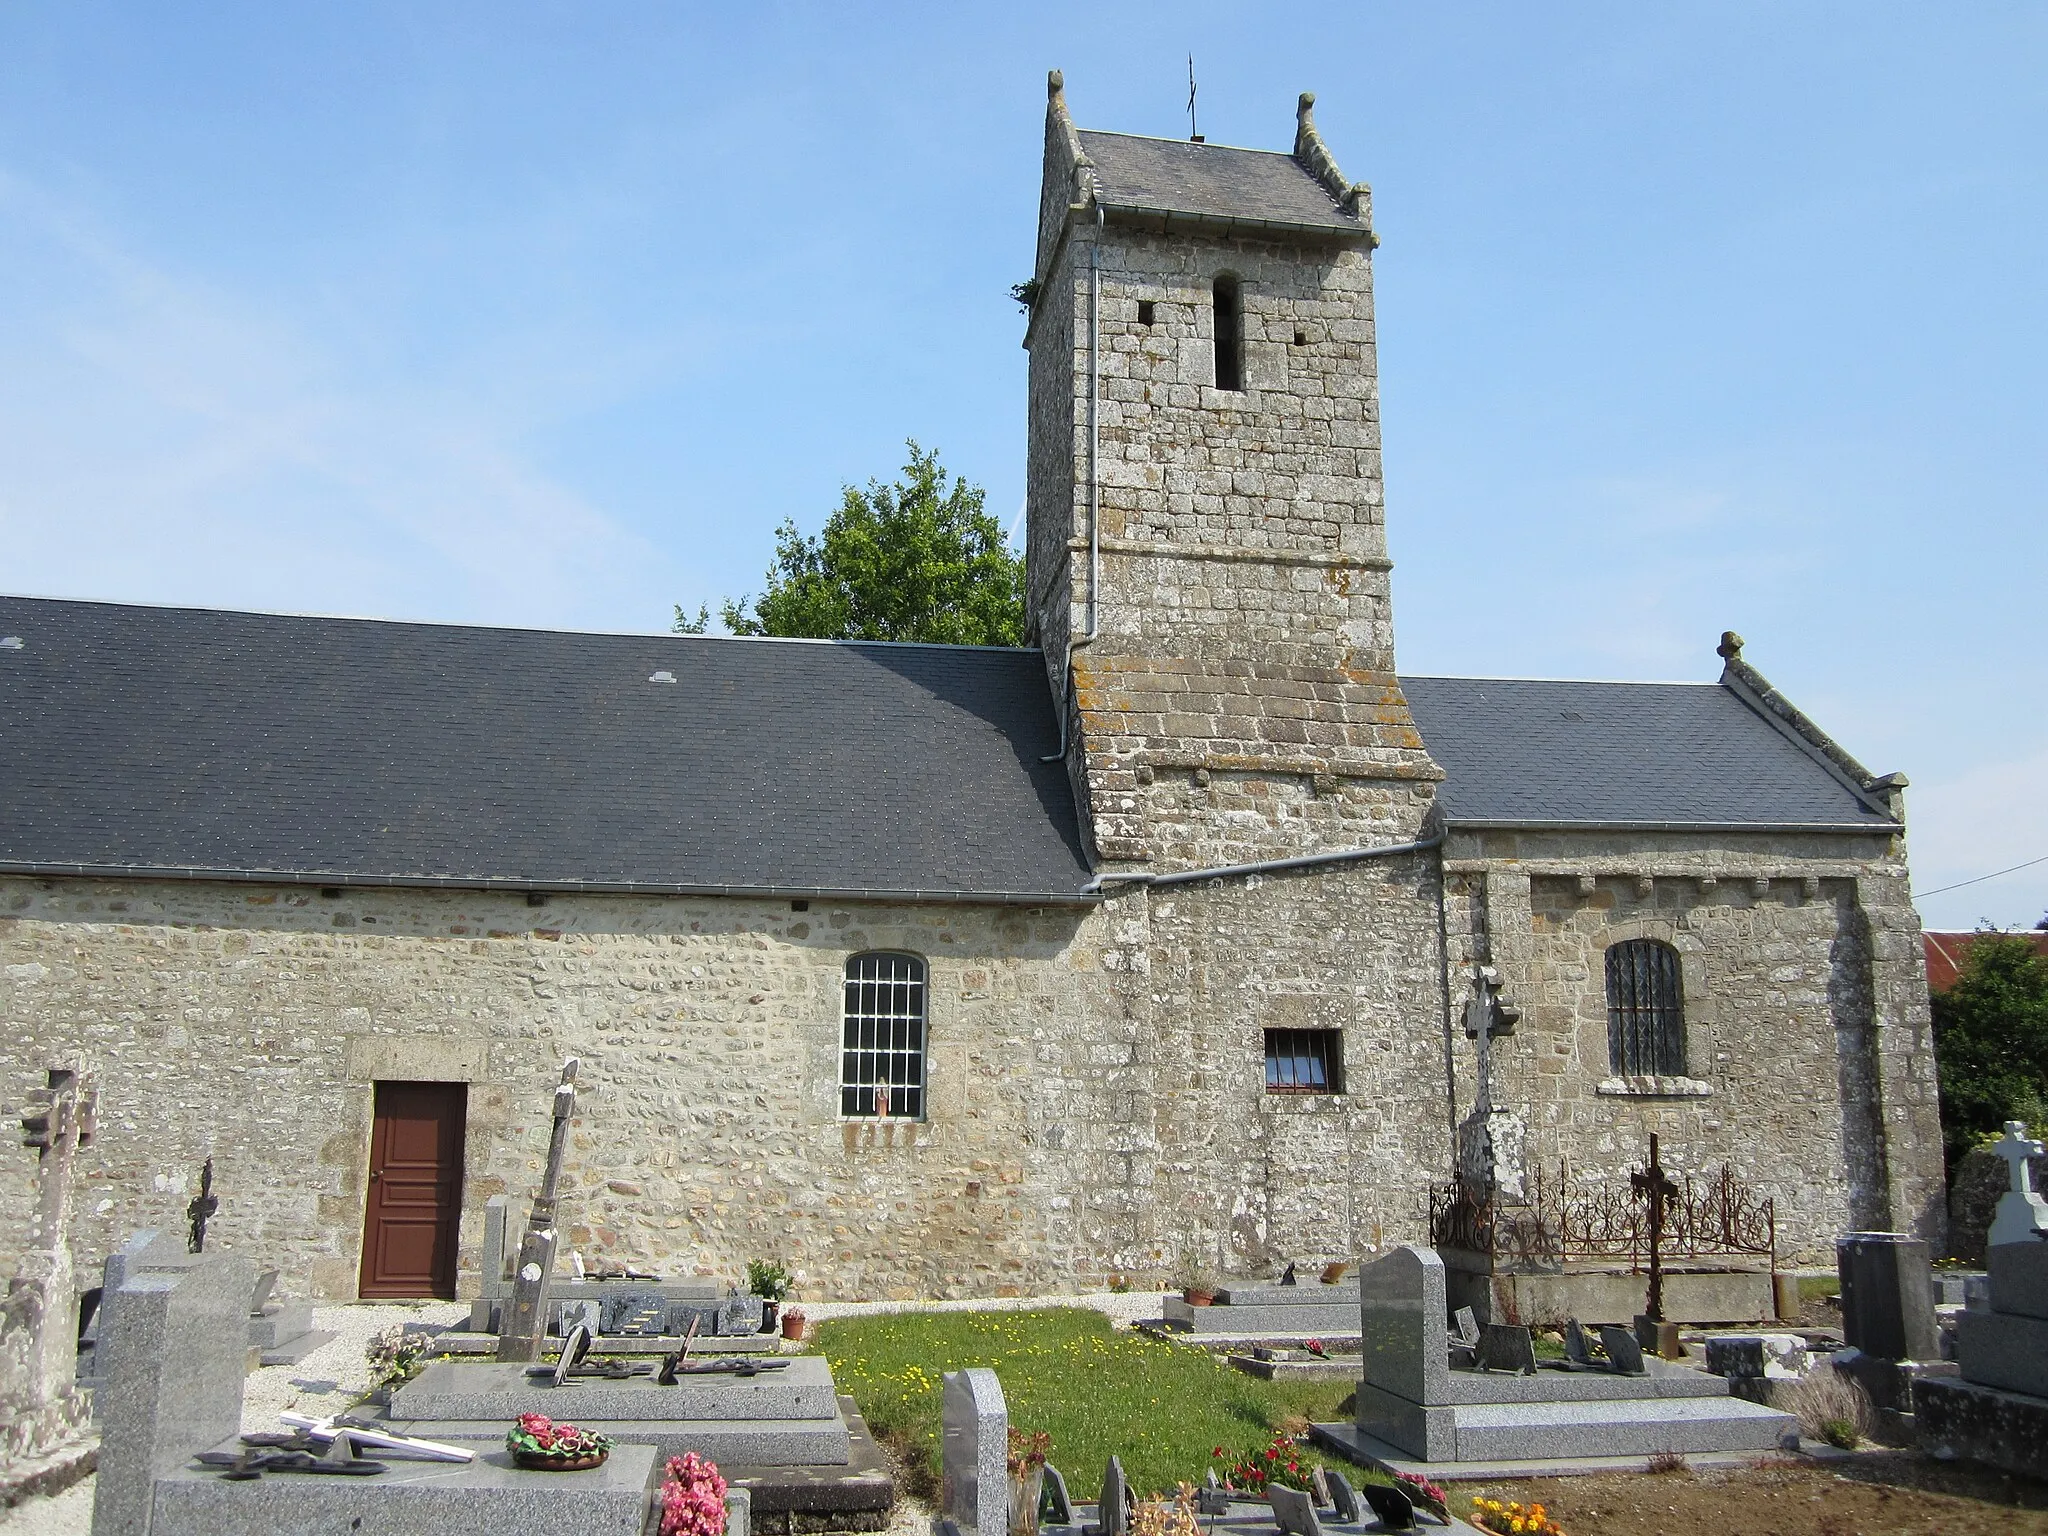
[1264,1028,1341,1094]
[1137,300,1156,326]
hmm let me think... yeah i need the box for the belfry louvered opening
[840,951,927,1118]
[1605,938,1685,1076]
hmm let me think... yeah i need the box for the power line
[1916,852,2048,900]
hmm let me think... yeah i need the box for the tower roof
[1076,129,1369,240]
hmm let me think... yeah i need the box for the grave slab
[148,1443,659,1536]
[383,1415,850,1467]
[1915,1376,2048,1481]
[392,1356,839,1423]
[1161,1299,1361,1335]
[1212,1284,1360,1307]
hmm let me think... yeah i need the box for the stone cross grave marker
[1989,1121,2048,1248]
[940,1367,1008,1536]
[91,1243,255,1536]
[1458,966,1524,1198]
[4,1067,97,1461]
[499,1056,580,1363]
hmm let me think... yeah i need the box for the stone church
[0,75,1942,1303]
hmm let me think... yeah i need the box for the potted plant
[363,1325,431,1402]
[1007,1427,1052,1536]
[747,1259,792,1334]
[507,1412,613,1470]
[779,1305,807,1342]
[1180,1269,1219,1306]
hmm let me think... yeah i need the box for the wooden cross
[1631,1133,1680,1322]
[186,1156,219,1254]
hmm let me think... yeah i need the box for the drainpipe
[1041,203,1105,763]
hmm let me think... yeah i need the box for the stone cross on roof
[1988,1120,2048,1248]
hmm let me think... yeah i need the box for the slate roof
[0,596,1093,903]
[1402,676,1897,831]
[1077,130,1365,237]
[0,598,1897,902]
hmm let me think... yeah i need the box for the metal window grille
[1264,1028,1342,1094]
[840,952,927,1119]
[1605,939,1685,1076]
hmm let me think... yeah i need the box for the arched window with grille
[839,951,927,1119]
[1605,938,1685,1076]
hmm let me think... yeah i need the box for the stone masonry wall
[1439,827,1946,1263]
[0,871,1459,1301]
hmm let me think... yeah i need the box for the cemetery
[2,1061,2047,1535]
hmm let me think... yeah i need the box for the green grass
[1798,1275,1841,1302]
[806,1307,1361,1500]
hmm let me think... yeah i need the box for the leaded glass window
[1605,939,1685,1076]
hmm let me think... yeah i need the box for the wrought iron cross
[1631,1134,1680,1322]
[186,1156,219,1254]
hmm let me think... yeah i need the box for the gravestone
[1474,1323,1537,1375]
[1988,1123,2048,1248]
[1705,1337,1766,1381]
[1597,1325,1646,1376]
[1838,1232,1939,1361]
[1325,1470,1360,1525]
[1040,1464,1071,1525]
[1266,1484,1322,1536]
[1918,1234,2048,1478]
[940,1367,1007,1536]
[1451,1307,1480,1347]
[91,1243,256,1536]
[719,1296,765,1336]
[1308,1465,1330,1508]
[1091,1455,1130,1536]
[1359,1483,1415,1531]
[1563,1319,1593,1368]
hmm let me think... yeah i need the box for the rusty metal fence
[1429,1162,1775,1273]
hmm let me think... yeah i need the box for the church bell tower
[1022,72,1440,868]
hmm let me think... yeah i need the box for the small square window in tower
[1264,1028,1341,1093]
[1605,939,1685,1076]
[1137,299,1156,326]
[841,951,927,1118]
[1212,276,1243,391]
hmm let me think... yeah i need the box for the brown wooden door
[358,1081,466,1299]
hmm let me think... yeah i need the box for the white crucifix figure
[1988,1119,2048,1248]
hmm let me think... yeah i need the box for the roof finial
[1298,92,1317,132]
[1717,630,1745,661]
[1048,69,1064,98]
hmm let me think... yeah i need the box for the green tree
[679,441,1023,645]
[1930,928,2048,1172]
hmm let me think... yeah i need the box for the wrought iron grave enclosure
[1429,1161,1776,1273]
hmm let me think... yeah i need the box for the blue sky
[1,4,2042,930]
